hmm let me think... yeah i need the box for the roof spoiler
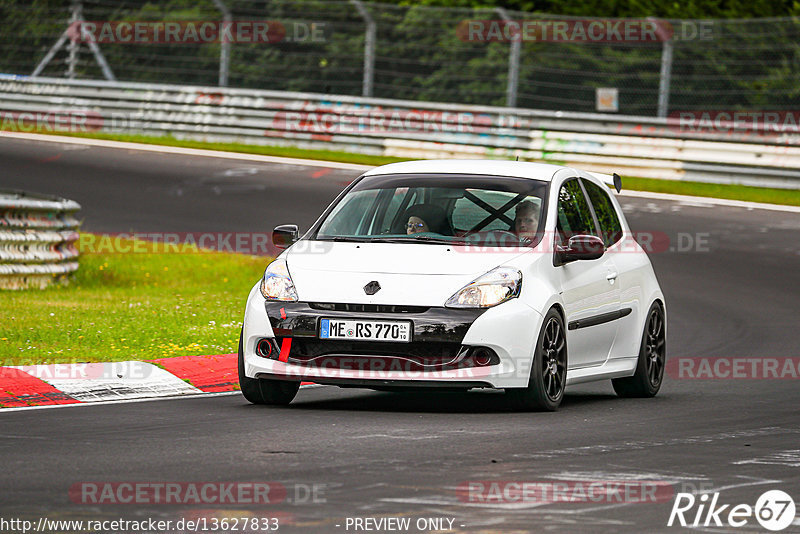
[587,172,622,193]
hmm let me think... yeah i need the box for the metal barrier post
[66,0,80,79]
[351,0,376,97]
[496,8,520,108]
[652,17,674,119]
[657,40,673,118]
[213,0,232,87]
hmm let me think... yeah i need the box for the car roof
[362,159,567,181]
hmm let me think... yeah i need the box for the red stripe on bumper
[278,338,292,362]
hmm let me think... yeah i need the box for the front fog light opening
[256,338,276,358]
[472,347,495,366]
[457,346,499,367]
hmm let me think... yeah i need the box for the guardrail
[1,75,799,189]
[0,190,81,290]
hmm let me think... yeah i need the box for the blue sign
[320,319,330,338]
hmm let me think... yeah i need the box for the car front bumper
[242,282,542,389]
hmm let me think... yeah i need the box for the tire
[612,302,666,398]
[506,308,567,411]
[238,329,300,406]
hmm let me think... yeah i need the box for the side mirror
[272,224,299,250]
[557,234,605,265]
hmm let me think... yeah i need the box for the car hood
[284,241,531,306]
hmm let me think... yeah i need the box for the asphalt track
[1,136,799,533]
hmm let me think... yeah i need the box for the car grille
[308,303,429,314]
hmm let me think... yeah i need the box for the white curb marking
[618,189,800,213]
[0,391,241,413]
[0,131,371,171]
[13,361,201,402]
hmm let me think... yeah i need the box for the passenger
[514,200,539,241]
[403,204,451,235]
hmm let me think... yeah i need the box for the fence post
[213,0,231,87]
[351,0,376,97]
[66,0,80,79]
[651,18,674,118]
[496,8,520,108]
[657,40,673,118]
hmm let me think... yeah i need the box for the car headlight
[260,259,298,301]
[445,267,522,308]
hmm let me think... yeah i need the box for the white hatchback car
[239,160,666,410]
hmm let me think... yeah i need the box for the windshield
[314,173,548,247]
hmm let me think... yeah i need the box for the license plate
[319,318,412,343]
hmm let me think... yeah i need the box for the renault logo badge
[364,281,381,295]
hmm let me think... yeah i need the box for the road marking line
[513,427,800,459]
[379,496,549,510]
[549,470,709,482]
[733,449,800,467]
[0,383,326,413]
[312,168,332,178]
[0,131,371,171]
[352,434,442,440]
[0,390,241,412]
[618,189,800,213]
[692,476,784,494]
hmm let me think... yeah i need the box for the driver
[404,204,451,235]
[513,200,539,242]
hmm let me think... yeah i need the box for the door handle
[606,271,618,282]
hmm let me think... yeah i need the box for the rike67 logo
[668,490,796,531]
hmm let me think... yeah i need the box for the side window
[372,188,411,234]
[318,190,378,236]
[556,179,597,243]
[582,179,623,247]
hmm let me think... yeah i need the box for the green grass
[622,176,800,206]
[0,234,269,366]
[11,129,799,207]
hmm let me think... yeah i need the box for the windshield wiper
[408,235,466,245]
[363,235,468,245]
[318,235,467,245]
[316,236,372,242]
